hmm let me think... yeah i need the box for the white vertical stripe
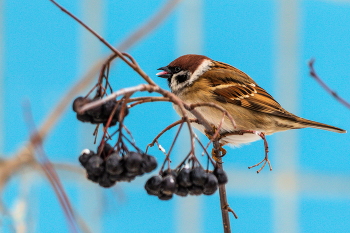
[176,0,203,56]
[78,1,104,233]
[273,0,300,233]
[176,1,203,233]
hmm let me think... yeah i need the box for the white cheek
[170,71,190,93]
[170,59,213,93]
[188,59,212,83]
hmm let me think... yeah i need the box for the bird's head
[156,54,213,94]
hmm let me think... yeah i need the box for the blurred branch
[23,101,80,233]
[308,59,350,109]
[117,0,182,51]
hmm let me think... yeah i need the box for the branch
[308,59,350,109]
[49,0,156,86]
[212,140,237,233]
[128,96,171,108]
[49,0,216,153]
[23,101,80,233]
[147,118,199,148]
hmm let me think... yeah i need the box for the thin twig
[128,96,170,108]
[49,0,156,86]
[147,118,198,148]
[204,113,226,150]
[308,59,350,109]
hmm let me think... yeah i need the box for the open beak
[156,66,172,79]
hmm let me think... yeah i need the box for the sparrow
[156,54,346,171]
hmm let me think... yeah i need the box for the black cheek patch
[167,77,172,87]
[176,75,188,84]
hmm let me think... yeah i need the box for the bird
[156,54,346,172]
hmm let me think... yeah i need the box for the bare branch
[128,97,171,108]
[308,59,350,109]
[147,118,199,148]
[49,0,157,86]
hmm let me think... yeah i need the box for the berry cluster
[73,97,129,126]
[79,144,157,188]
[145,166,228,200]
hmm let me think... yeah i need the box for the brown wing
[203,68,298,120]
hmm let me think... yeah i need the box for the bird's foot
[204,124,221,140]
[247,132,272,173]
[211,145,227,162]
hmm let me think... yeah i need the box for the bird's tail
[296,117,346,133]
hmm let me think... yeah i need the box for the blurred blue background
[1,0,350,232]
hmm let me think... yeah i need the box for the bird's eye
[174,67,181,73]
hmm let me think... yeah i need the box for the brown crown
[168,54,211,73]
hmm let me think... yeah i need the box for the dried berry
[158,193,173,201]
[213,167,228,185]
[101,143,114,158]
[124,152,143,173]
[76,113,93,123]
[177,168,192,187]
[79,149,95,167]
[98,172,116,188]
[190,167,208,186]
[86,155,104,176]
[175,186,189,197]
[72,97,90,112]
[87,173,99,183]
[203,173,219,195]
[141,154,157,173]
[188,185,204,196]
[106,153,124,175]
[86,101,103,119]
[145,175,163,196]
[162,169,177,178]
[161,175,177,195]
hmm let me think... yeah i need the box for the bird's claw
[248,132,272,173]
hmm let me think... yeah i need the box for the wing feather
[202,68,298,120]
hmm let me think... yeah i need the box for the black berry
[158,193,173,201]
[86,155,104,176]
[98,172,116,188]
[190,167,208,186]
[141,154,157,173]
[203,173,219,195]
[213,167,228,185]
[162,169,177,178]
[177,168,192,187]
[124,152,143,173]
[175,186,189,197]
[106,153,124,175]
[188,185,204,196]
[161,175,177,195]
[145,175,163,196]
[87,173,99,183]
[79,149,94,167]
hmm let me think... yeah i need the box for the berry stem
[213,140,237,233]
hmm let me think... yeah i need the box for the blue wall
[1,0,350,232]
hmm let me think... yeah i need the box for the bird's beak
[156,66,172,79]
